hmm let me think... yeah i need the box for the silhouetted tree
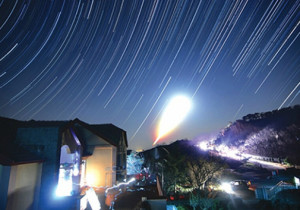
[186,157,225,189]
[160,152,186,194]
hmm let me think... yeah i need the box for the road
[198,142,288,170]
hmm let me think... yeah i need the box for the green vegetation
[142,140,227,205]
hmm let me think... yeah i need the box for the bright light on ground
[86,188,101,210]
[199,141,208,151]
[221,182,234,194]
[196,135,288,171]
[81,188,101,210]
[154,95,192,145]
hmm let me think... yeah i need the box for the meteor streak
[153,95,192,145]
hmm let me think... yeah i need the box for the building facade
[0,117,128,210]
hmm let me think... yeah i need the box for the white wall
[85,146,116,187]
[6,163,42,210]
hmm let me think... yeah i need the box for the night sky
[0,0,299,150]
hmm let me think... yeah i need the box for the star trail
[0,0,299,149]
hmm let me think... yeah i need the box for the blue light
[55,168,73,197]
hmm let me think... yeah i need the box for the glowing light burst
[221,182,234,194]
[153,95,192,145]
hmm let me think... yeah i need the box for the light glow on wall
[86,171,97,186]
[73,164,79,176]
[80,160,86,187]
[56,168,73,197]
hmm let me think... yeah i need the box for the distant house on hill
[253,172,299,200]
[0,117,128,210]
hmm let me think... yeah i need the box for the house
[0,118,43,210]
[73,120,128,187]
[252,172,299,200]
[0,117,128,210]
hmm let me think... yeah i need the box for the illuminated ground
[87,185,160,210]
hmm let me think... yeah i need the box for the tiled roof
[0,116,127,164]
[0,145,43,165]
[89,124,128,147]
[72,119,128,147]
[0,117,43,165]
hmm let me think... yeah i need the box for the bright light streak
[105,178,135,194]
[248,158,286,169]
[86,188,101,210]
[81,195,88,210]
[214,144,242,160]
[198,142,287,170]
[154,95,192,145]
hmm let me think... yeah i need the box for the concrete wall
[85,146,116,187]
[6,163,42,210]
